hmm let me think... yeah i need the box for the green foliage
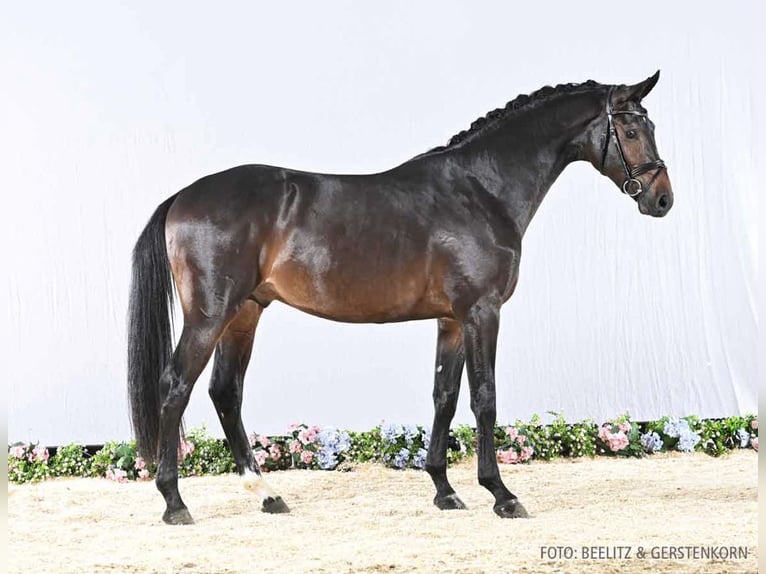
[594,413,644,458]
[377,424,429,469]
[348,428,381,463]
[7,414,758,484]
[251,431,293,472]
[700,416,757,457]
[50,443,90,477]
[549,412,597,458]
[88,441,121,478]
[514,414,560,461]
[450,424,477,461]
[179,426,236,477]
[87,440,149,481]
[7,443,51,483]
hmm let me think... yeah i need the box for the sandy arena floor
[7,450,757,573]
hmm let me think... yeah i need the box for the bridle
[599,85,666,197]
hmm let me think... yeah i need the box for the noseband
[599,86,666,197]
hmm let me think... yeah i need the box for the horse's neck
[458,95,600,236]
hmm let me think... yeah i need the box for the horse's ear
[616,70,661,103]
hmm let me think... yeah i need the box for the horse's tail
[127,193,179,463]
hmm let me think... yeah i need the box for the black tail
[127,194,178,462]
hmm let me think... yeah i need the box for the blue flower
[422,427,432,450]
[335,431,351,453]
[640,432,663,453]
[403,424,420,445]
[412,448,428,469]
[393,448,410,469]
[663,418,681,438]
[677,429,700,452]
[736,428,750,448]
[317,428,339,450]
[317,449,338,470]
[381,422,404,444]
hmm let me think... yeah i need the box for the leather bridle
[599,86,666,197]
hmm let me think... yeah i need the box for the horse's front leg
[425,318,467,510]
[462,300,529,518]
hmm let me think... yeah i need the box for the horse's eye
[626,129,638,139]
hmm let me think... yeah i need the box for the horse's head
[583,71,673,217]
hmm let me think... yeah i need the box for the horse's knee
[470,397,496,426]
[433,389,459,415]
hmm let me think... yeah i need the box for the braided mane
[426,79,604,154]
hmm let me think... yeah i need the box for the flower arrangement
[8,442,51,483]
[285,424,352,470]
[90,441,151,483]
[379,422,429,469]
[49,443,90,477]
[512,412,598,460]
[644,416,702,454]
[695,415,758,457]
[449,424,477,462]
[495,426,534,464]
[178,426,238,477]
[7,414,757,484]
[249,431,292,472]
[595,414,644,458]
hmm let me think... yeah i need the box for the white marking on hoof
[242,470,277,501]
[436,364,443,373]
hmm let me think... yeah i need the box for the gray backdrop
[2,1,758,444]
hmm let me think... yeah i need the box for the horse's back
[164,163,520,323]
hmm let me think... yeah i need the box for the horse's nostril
[658,194,669,209]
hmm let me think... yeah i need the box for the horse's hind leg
[208,301,289,514]
[425,318,468,510]
[156,317,232,525]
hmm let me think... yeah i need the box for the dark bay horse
[128,72,673,524]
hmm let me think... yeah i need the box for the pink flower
[618,422,631,434]
[751,437,758,451]
[106,467,128,483]
[138,469,151,481]
[269,444,282,460]
[248,433,258,447]
[134,457,146,470]
[179,439,195,459]
[254,450,267,466]
[9,445,25,459]
[497,449,519,464]
[289,440,303,454]
[598,425,611,442]
[300,450,314,464]
[607,431,629,452]
[751,419,758,430]
[506,427,519,442]
[520,446,534,461]
[299,428,318,445]
[516,435,526,446]
[32,445,49,463]
[258,435,271,448]
[287,423,300,432]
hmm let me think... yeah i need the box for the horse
[128,72,673,524]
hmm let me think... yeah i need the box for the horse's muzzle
[639,191,673,217]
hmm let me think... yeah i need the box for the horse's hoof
[434,493,467,510]
[162,507,195,525]
[262,496,290,514]
[493,499,529,519]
